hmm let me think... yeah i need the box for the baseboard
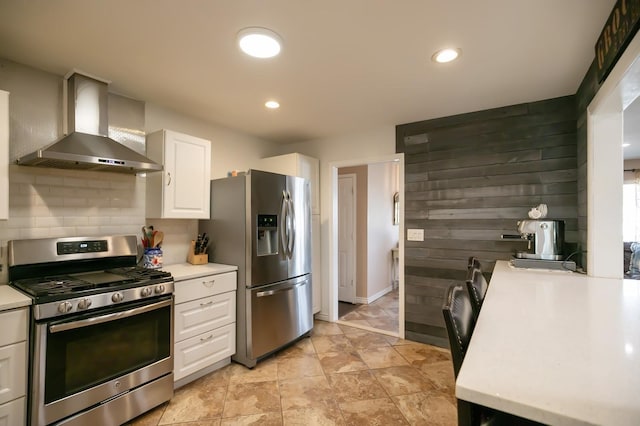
[355,285,393,305]
[314,312,329,321]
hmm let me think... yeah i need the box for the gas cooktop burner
[11,267,172,300]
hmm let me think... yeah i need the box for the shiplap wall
[396,96,578,347]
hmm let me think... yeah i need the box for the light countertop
[161,263,238,282]
[0,284,32,311]
[456,260,640,426]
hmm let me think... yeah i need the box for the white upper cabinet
[0,90,8,220]
[146,129,211,219]
[254,153,320,215]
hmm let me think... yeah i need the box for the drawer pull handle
[203,279,215,287]
[200,301,214,307]
[200,335,214,342]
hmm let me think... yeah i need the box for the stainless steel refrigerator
[200,169,312,368]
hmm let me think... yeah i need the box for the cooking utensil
[153,231,164,248]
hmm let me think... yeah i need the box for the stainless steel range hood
[17,72,162,174]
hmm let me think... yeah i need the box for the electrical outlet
[407,229,424,241]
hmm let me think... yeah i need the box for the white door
[338,174,356,303]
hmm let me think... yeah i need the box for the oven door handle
[49,298,172,334]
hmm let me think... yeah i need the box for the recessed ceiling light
[238,27,282,58]
[623,143,631,147]
[431,48,462,63]
[265,100,280,109]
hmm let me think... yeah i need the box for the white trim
[336,319,399,337]
[587,32,640,277]
[355,285,393,305]
[330,153,405,339]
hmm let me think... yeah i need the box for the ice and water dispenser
[256,214,278,256]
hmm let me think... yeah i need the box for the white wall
[277,126,396,315]
[367,162,399,298]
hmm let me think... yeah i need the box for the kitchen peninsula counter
[0,285,32,311]
[456,260,640,425]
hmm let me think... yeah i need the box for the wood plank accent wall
[396,96,578,347]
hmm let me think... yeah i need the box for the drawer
[0,396,25,426]
[0,309,27,347]
[174,323,236,381]
[174,272,237,304]
[0,342,27,406]
[175,291,236,342]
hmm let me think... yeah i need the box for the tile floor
[339,288,399,334]
[128,320,456,426]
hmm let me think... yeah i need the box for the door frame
[588,31,640,277]
[329,153,405,338]
[337,173,357,304]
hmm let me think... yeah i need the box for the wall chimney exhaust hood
[17,72,162,174]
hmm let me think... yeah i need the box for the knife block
[187,240,208,265]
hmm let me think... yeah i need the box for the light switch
[407,228,424,241]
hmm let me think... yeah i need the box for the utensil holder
[143,247,163,269]
[188,240,208,265]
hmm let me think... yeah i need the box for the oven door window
[44,297,172,404]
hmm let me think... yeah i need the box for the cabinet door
[175,291,236,342]
[173,323,235,381]
[0,342,27,406]
[146,129,211,219]
[163,131,211,218]
[0,397,25,426]
[0,90,8,220]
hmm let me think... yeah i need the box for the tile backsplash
[0,165,197,283]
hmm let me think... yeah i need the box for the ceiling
[0,1,616,145]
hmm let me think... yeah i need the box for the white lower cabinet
[172,269,237,388]
[0,307,27,426]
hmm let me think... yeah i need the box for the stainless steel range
[8,235,174,426]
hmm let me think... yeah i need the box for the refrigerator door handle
[255,280,306,297]
[288,191,296,258]
[280,190,290,258]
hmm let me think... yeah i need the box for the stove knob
[141,287,152,297]
[154,284,166,294]
[58,301,73,314]
[77,298,92,310]
[111,292,124,303]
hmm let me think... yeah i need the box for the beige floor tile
[337,323,366,334]
[277,337,316,359]
[276,354,324,380]
[371,366,437,396]
[353,304,387,319]
[392,391,457,426]
[366,317,399,333]
[383,335,414,346]
[311,334,355,353]
[223,381,281,418]
[356,346,409,369]
[325,371,388,403]
[159,383,226,424]
[220,412,283,425]
[394,342,452,364]
[282,407,346,425]
[228,357,278,384]
[318,351,369,374]
[413,360,456,393]
[279,376,336,411]
[344,331,391,349]
[312,321,344,336]
[339,397,409,425]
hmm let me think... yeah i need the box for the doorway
[329,154,405,338]
[588,32,640,277]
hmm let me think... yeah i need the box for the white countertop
[456,260,640,426]
[161,262,238,282]
[0,284,32,311]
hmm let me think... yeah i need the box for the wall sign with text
[595,0,640,83]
